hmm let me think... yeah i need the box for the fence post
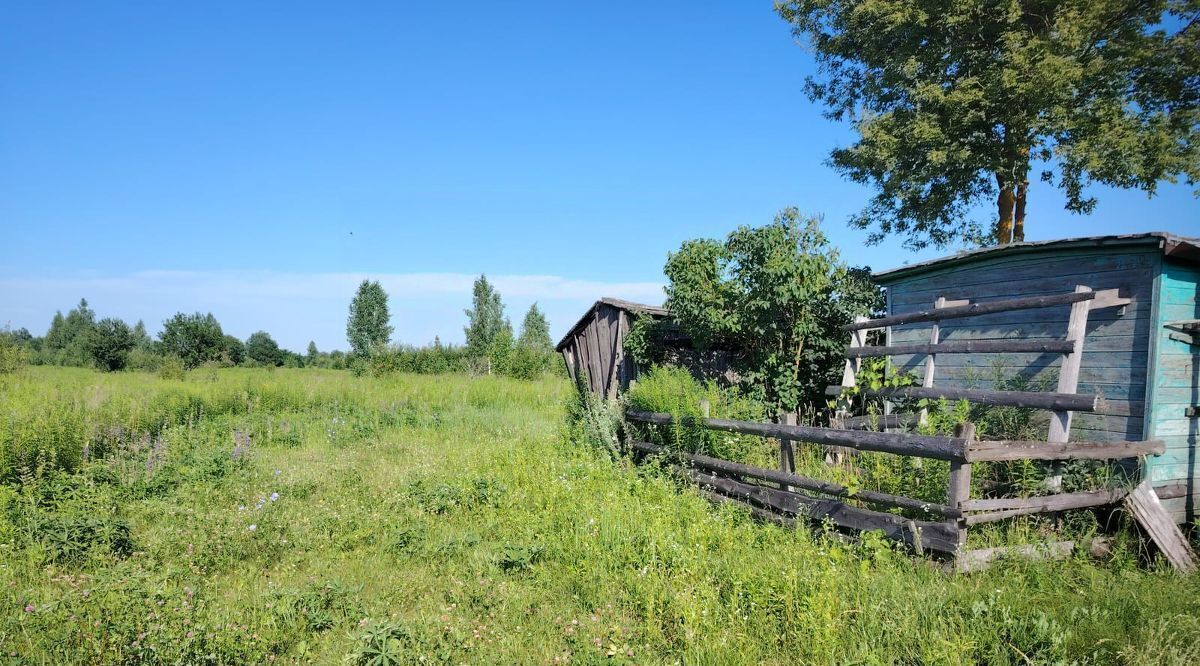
[948,422,975,554]
[778,409,796,492]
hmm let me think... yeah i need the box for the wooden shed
[556,298,668,399]
[874,232,1200,522]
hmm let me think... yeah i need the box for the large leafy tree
[464,275,510,358]
[44,298,96,365]
[777,0,1200,248]
[662,209,883,411]
[245,331,285,366]
[346,280,393,357]
[85,317,135,371]
[159,312,226,369]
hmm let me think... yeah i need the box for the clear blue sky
[2,1,1196,351]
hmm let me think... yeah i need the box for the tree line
[345,275,557,380]
[0,300,327,372]
[1,275,559,380]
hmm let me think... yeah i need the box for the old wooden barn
[874,232,1200,523]
[556,298,668,399]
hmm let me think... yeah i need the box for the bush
[86,318,135,371]
[158,312,226,369]
[624,365,769,462]
[0,333,28,374]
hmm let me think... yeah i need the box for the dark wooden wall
[559,302,635,399]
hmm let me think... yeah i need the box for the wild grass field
[2,367,1199,665]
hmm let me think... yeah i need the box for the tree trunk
[1013,181,1028,242]
[995,176,1015,245]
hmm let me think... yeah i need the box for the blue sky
[2,1,1196,351]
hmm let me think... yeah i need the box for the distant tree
[517,303,553,352]
[347,280,392,357]
[159,312,225,369]
[776,1,1200,248]
[658,209,881,411]
[464,275,509,358]
[132,320,152,349]
[246,331,285,366]
[86,318,135,371]
[43,299,96,365]
[222,334,246,365]
[306,341,319,363]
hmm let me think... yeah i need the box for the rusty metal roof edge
[874,232,1200,282]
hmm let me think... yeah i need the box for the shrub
[86,318,135,371]
[0,333,29,374]
[624,365,769,462]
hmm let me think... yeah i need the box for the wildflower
[269,492,279,502]
[248,524,257,532]
[24,604,33,613]
[274,469,282,476]
[238,505,245,511]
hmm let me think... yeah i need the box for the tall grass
[0,367,1196,664]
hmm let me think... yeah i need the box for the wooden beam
[625,410,968,462]
[841,413,917,431]
[678,467,962,553]
[955,541,1076,573]
[825,385,1098,412]
[1124,480,1198,573]
[845,338,1078,358]
[631,440,959,517]
[966,438,1164,462]
[845,291,1099,331]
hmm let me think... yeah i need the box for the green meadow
[1,367,1198,664]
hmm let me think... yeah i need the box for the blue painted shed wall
[1145,259,1200,522]
[881,246,1159,444]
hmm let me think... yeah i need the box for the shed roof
[874,232,1200,283]
[555,297,668,352]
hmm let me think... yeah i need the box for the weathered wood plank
[825,385,1098,412]
[631,440,959,517]
[848,291,1103,331]
[967,438,1164,462]
[625,410,968,461]
[1124,480,1198,572]
[847,338,1077,358]
[679,467,961,553]
[956,541,1077,573]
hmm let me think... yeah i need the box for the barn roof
[874,232,1200,283]
[555,298,668,352]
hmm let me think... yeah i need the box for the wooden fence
[624,286,1197,571]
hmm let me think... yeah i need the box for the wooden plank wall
[1145,259,1200,522]
[882,248,1159,444]
[560,303,629,398]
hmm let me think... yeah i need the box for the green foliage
[85,318,135,372]
[221,334,246,365]
[464,274,510,359]
[42,299,96,366]
[368,343,472,376]
[0,329,29,374]
[777,0,1200,248]
[158,312,226,369]
[347,279,393,358]
[624,366,770,462]
[659,210,882,412]
[245,330,285,366]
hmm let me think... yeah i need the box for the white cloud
[0,270,664,352]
